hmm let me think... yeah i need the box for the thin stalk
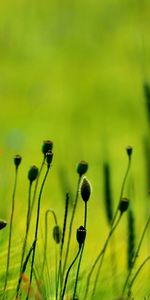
[61,246,81,300]
[62,176,82,280]
[128,255,150,297]
[122,215,150,295]
[41,209,58,278]
[3,166,19,298]
[26,165,50,300]
[57,193,69,300]
[83,213,122,300]
[91,214,122,299]
[15,181,32,299]
[72,201,87,299]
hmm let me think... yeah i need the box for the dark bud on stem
[53,225,61,244]
[14,155,22,168]
[76,226,86,245]
[119,197,129,214]
[126,146,133,157]
[42,140,53,156]
[81,177,91,202]
[0,219,7,230]
[77,160,88,176]
[28,165,39,183]
[46,150,53,166]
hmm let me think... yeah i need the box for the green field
[0,0,150,299]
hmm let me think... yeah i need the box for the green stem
[62,176,82,281]
[57,193,69,300]
[61,246,81,300]
[3,166,18,298]
[122,215,150,295]
[26,165,50,300]
[72,201,87,299]
[128,255,150,297]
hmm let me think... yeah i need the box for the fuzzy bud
[42,140,53,156]
[53,225,61,244]
[14,155,22,168]
[0,219,7,230]
[126,146,133,157]
[46,150,53,166]
[119,197,129,214]
[77,160,88,176]
[76,226,86,245]
[81,177,91,202]
[28,165,39,183]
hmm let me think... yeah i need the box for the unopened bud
[77,161,88,176]
[28,165,38,183]
[0,219,7,230]
[53,225,61,244]
[76,226,86,245]
[42,140,53,156]
[14,155,22,168]
[126,146,133,157]
[119,197,129,214]
[81,177,91,202]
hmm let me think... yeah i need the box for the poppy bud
[53,225,61,244]
[0,219,7,230]
[76,226,86,245]
[46,150,53,166]
[77,161,88,176]
[14,155,22,168]
[81,177,91,202]
[28,165,39,183]
[119,197,129,214]
[126,146,133,157]
[42,140,53,156]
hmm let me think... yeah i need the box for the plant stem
[62,176,82,280]
[128,255,150,297]
[26,164,50,300]
[57,193,69,300]
[122,215,150,295]
[61,246,81,300]
[72,201,87,299]
[83,213,122,300]
[3,166,19,298]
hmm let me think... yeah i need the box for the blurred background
[0,0,150,298]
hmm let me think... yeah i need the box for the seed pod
[126,146,133,157]
[53,225,61,244]
[81,177,91,202]
[77,160,88,176]
[28,165,39,183]
[42,140,53,156]
[0,219,7,230]
[119,197,129,214]
[14,154,22,168]
[46,150,53,166]
[76,226,86,245]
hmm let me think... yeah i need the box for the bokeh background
[0,0,150,299]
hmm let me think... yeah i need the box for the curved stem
[72,201,87,299]
[62,176,82,280]
[122,215,150,295]
[26,165,50,300]
[128,255,150,297]
[3,167,18,298]
[61,246,81,300]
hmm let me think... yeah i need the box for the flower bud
[46,150,53,166]
[76,226,86,245]
[42,140,53,156]
[14,155,22,168]
[77,160,88,176]
[0,219,7,230]
[81,177,91,202]
[53,225,61,244]
[119,197,129,214]
[28,165,39,183]
[126,146,133,157]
